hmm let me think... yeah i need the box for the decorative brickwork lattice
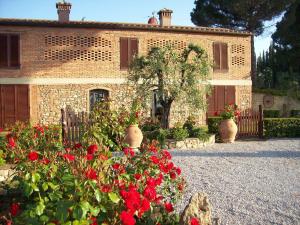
[44,49,112,61]
[45,35,112,48]
[231,44,245,66]
[147,39,187,51]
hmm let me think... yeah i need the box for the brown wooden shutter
[0,34,8,67]
[207,86,216,116]
[120,38,129,69]
[225,86,235,105]
[213,42,220,71]
[130,38,138,62]
[10,35,20,67]
[216,86,225,113]
[16,85,29,122]
[221,43,228,70]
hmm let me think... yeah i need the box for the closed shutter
[221,43,228,70]
[16,85,29,122]
[120,38,129,69]
[213,43,220,71]
[10,35,20,67]
[216,86,225,112]
[0,35,8,67]
[1,85,16,126]
[226,86,235,105]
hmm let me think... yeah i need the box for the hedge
[290,110,300,118]
[264,118,300,137]
[207,117,222,134]
[263,110,280,118]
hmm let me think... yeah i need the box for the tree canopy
[127,44,211,128]
[191,0,294,35]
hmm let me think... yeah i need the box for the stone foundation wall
[166,135,215,149]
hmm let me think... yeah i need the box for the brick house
[0,2,252,127]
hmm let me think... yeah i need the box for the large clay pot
[124,124,143,148]
[218,119,237,143]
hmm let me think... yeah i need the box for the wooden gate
[61,108,90,144]
[0,84,29,128]
[237,105,263,138]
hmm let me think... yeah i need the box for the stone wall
[252,93,300,116]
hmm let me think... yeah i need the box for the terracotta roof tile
[0,18,252,36]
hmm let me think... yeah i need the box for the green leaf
[36,201,46,216]
[25,172,31,181]
[73,205,83,220]
[24,182,33,197]
[79,201,90,218]
[31,183,39,192]
[42,182,48,191]
[40,215,49,223]
[90,206,100,216]
[94,189,101,203]
[32,172,41,183]
[108,192,120,204]
[55,200,73,223]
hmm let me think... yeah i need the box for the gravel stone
[171,138,300,225]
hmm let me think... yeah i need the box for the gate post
[61,108,67,142]
[258,105,263,138]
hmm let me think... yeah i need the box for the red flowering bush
[1,123,185,225]
[220,104,241,121]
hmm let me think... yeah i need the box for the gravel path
[171,138,300,225]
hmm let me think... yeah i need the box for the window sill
[0,66,21,70]
[213,69,229,73]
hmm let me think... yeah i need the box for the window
[0,34,20,68]
[89,89,109,111]
[120,37,138,70]
[213,42,228,72]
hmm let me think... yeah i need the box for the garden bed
[166,135,215,149]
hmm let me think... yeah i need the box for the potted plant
[218,104,240,143]
[124,99,143,149]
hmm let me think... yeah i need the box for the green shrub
[264,118,300,137]
[169,127,189,141]
[144,128,169,146]
[207,117,222,134]
[290,110,300,118]
[263,110,280,118]
[190,127,210,141]
[183,116,196,136]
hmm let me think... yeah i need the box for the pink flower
[28,151,38,161]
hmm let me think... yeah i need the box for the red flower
[85,154,94,161]
[6,220,12,225]
[0,128,3,132]
[162,150,172,160]
[90,217,98,225]
[214,111,219,116]
[164,202,174,213]
[121,189,141,214]
[155,174,163,186]
[101,184,112,193]
[41,157,50,165]
[10,203,20,216]
[149,144,157,153]
[63,153,75,161]
[85,168,97,180]
[120,211,136,225]
[178,183,184,191]
[124,148,135,157]
[169,171,176,179]
[150,155,160,164]
[8,137,16,148]
[138,198,150,217]
[146,177,156,187]
[143,186,157,201]
[112,163,120,170]
[134,174,142,180]
[74,143,82,149]
[167,162,174,170]
[28,151,38,161]
[190,217,200,225]
[175,167,181,175]
[87,144,98,154]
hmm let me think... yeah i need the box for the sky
[0,0,281,57]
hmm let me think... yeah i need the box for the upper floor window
[213,42,228,72]
[120,37,138,70]
[89,89,109,111]
[0,34,20,68]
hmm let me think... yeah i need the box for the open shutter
[10,35,20,67]
[0,35,8,67]
[221,43,228,70]
[213,42,220,71]
[207,87,216,116]
[120,38,128,69]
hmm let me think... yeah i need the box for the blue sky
[0,0,281,57]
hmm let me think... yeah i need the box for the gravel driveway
[171,138,300,225]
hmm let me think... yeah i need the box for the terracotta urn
[124,124,143,149]
[218,119,237,143]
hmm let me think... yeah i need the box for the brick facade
[0,19,252,126]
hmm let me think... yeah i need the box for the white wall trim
[0,77,252,86]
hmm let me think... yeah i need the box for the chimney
[56,1,72,22]
[157,8,173,26]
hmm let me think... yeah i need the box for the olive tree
[127,44,211,129]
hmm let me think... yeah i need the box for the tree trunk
[161,102,172,129]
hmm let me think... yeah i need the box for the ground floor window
[89,89,109,111]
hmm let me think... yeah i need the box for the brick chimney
[157,8,173,26]
[56,1,72,22]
